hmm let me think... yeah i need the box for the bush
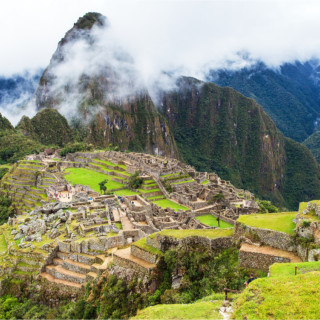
[128,171,143,190]
[59,142,94,157]
[258,200,279,213]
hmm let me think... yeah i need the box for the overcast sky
[1,0,320,78]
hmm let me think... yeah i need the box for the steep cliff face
[161,77,320,208]
[33,12,178,157]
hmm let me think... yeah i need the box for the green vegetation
[0,129,44,164]
[171,179,194,185]
[257,200,278,213]
[0,195,13,225]
[156,228,233,239]
[152,199,189,211]
[233,272,320,319]
[98,179,108,194]
[163,77,320,210]
[212,62,320,142]
[237,212,296,235]
[17,108,74,147]
[269,261,320,277]
[132,238,163,256]
[196,214,233,228]
[64,168,123,193]
[132,300,223,319]
[59,142,94,157]
[116,189,139,196]
[201,179,209,185]
[128,171,143,189]
[0,232,7,254]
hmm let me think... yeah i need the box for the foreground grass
[237,212,296,235]
[64,168,124,193]
[132,301,223,319]
[270,261,320,277]
[152,199,189,211]
[233,272,320,319]
[156,228,233,239]
[196,214,233,228]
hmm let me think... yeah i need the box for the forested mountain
[160,77,320,209]
[208,61,320,142]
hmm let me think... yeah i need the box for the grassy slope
[132,301,222,320]
[152,199,189,211]
[233,272,320,319]
[269,261,320,277]
[237,212,296,235]
[156,228,233,239]
[64,168,124,193]
[196,214,233,228]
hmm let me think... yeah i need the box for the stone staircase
[40,251,114,289]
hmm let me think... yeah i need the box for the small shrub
[128,171,143,189]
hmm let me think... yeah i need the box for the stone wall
[234,222,295,251]
[147,233,233,252]
[239,249,290,271]
[131,245,158,264]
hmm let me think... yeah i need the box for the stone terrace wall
[239,249,290,271]
[146,233,233,252]
[131,245,158,264]
[234,222,295,251]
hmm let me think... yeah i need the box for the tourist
[245,273,256,287]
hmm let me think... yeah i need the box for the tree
[128,171,143,190]
[98,179,108,195]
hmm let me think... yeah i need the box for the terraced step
[86,271,98,281]
[57,252,96,265]
[91,257,113,273]
[113,247,156,274]
[46,264,86,284]
[40,272,82,289]
[62,258,91,274]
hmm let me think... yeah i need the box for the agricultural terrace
[196,214,233,228]
[63,168,124,193]
[237,212,296,235]
[154,228,233,239]
[233,272,320,319]
[269,261,320,277]
[152,199,189,211]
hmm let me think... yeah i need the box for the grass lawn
[155,228,234,239]
[270,261,320,277]
[132,301,223,319]
[116,189,139,196]
[152,199,189,211]
[196,214,233,228]
[299,200,320,213]
[64,168,124,193]
[201,179,209,185]
[233,272,320,319]
[237,212,297,235]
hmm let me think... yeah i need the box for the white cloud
[1,0,320,78]
[2,0,320,124]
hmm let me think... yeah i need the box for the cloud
[2,0,320,123]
